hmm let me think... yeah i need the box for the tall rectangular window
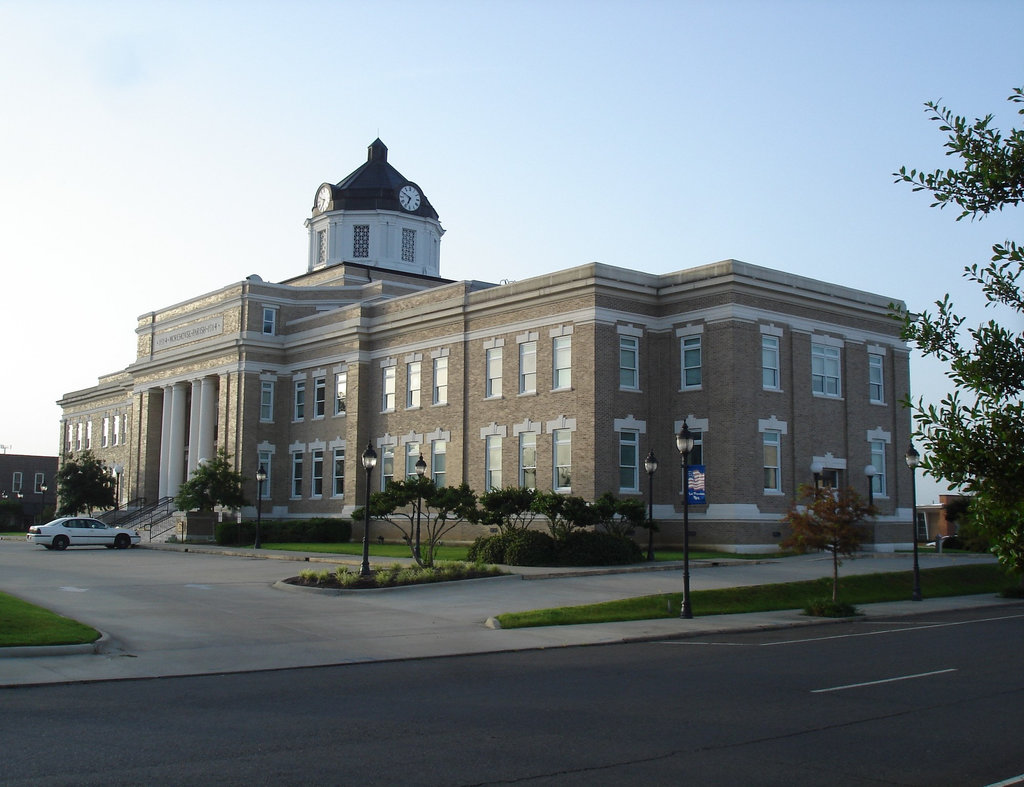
[382,366,396,411]
[619,430,639,491]
[293,381,306,421]
[405,442,421,478]
[553,430,572,490]
[619,336,638,389]
[431,440,447,488]
[811,343,841,397]
[101,417,110,448]
[869,353,884,403]
[870,440,887,496]
[519,432,537,489]
[334,372,347,415]
[763,431,781,492]
[34,473,45,494]
[113,413,121,445]
[262,307,277,335]
[353,225,369,258]
[86,421,92,449]
[519,341,537,394]
[313,377,326,418]
[433,357,448,405]
[291,452,303,498]
[258,451,272,499]
[311,449,324,497]
[553,336,572,389]
[76,423,83,451]
[380,445,394,490]
[486,348,503,398]
[261,381,275,422]
[406,362,421,409]
[681,335,702,388]
[333,448,345,497]
[486,435,502,491]
[12,472,22,494]
[401,228,415,262]
[762,336,780,390]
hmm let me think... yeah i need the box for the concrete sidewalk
[1,541,1019,688]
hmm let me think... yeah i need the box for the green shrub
[505,530,557,566]
[803,598,860,617]
[468,533,507,563]
[216,517,352,545]
[555,531,642,566]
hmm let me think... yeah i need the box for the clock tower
[305,139,444,276]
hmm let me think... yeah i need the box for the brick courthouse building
[58,140,915,551]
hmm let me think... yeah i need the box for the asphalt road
[2,606,1022,786]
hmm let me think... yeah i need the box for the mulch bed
[283,568,506,590]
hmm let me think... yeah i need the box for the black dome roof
[319,139,438,219]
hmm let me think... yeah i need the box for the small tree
[354,479,477,567]
[471,486,538,534]
[592,492,647,538]
[780,484,873,602]
[56,451,116,515]
[531,491,597,540]
[174,449,248,512]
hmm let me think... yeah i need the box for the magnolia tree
[56,451,116,515]
[781,484,873,602]
[174,449,248,512]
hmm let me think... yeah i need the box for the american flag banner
[688,465,706,505]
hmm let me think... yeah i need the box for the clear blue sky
[1,0,1021,503]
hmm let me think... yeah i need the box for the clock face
[398,184,421,212]
[316,185,332,212]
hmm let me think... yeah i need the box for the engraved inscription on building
[153,317,225,352]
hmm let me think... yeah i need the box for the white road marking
[984,775,1024,786]
[812,668,957,694]
[59,586,88,592]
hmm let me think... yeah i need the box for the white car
[27,517,141,550]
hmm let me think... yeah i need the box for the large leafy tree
[354,478,477,567]
[174,449,248,512]
[780,484,873,602]
[56,451,116,515]
[894,86,1024,577]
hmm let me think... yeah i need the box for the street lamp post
[864,464,877,507]
[905,444,922,601]
[644,450,658,561]
[810,460,824,490]
[254,464,266,549]
[112,464,123,511]
[414,453,427,563]
[360,442,378,578]
[676,424,694,619]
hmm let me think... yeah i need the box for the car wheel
[114,534,131,549]
[52,535,70,550]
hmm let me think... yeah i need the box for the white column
[198,376,218,465]
[167,382,188,497]
[158,386,173,498]
[187,380,202,476]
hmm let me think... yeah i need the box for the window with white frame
[313,377,326,419]
[353,225,369,258]
[291,452,303,498]
[678,429,705,492]
[333,448,345,497]
[519,432,537,489]
[34,473,45,494]
[869,353,884,403]
[261,381,275,422]
[619,430,639,491]
[382,366,396,411]
[406,362,421,409]
[294,380,306,420]
[433,356,448,405]
[380,445,395,489]
[76,423,83,451]
[762,335,780,390]
[486,348,503,398]
[334,371,347,415]
[763,431,782,492]
[619,336,638,389]
[311,449,324,496]
[519,341,537,394]
[486,435,502,491]
[553,336,572,389]
[86,421,92,449]
[811,343,841,397]
[262,307,277,335]
[681,335,702,388]
[258,452,272,499]
[113,413,121,445]
[102,417,110,448]
[553,429,572,490]
[431,440,447,488]
[870,440,887,496]
[12,472,22,494]
[405,443,421,478]
[67,423,73,453]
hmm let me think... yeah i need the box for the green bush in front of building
[216,517,352,546]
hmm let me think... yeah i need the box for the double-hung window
[260,381,275,422]
[334,371,347,415]
[553,430,572,491]
[291,452,303,498]
[382,366,396,411]
[619,336,638,389]
[762,336,780,390]
[313,377,326,419]
[262,307,277,335]
[869,353,884,403]
[552,336,571,389]
[332,448,345,497]
[311,449,324,496]
[519,432,537,489]
[294,381,306,421]
[811,343,841,397]
[431,441,447,488]
[681,335,702,388]
[486,348,503,398]
[380,446,394,490]
[258,451,272,499]
[618,430,639,492]
[519,341,536,394]
[870,440,887,497]
[485,436,502,491]
[405,443,421,478]
[763,431,781,493]
[433,356,448,405]
[407,362,421,408]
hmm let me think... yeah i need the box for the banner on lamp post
[688,465,706,505]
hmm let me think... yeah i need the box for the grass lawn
[496,564,1017,629]
[0,591,100,648]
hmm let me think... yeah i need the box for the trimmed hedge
[468,529,641,567]
[216,517,352,546]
